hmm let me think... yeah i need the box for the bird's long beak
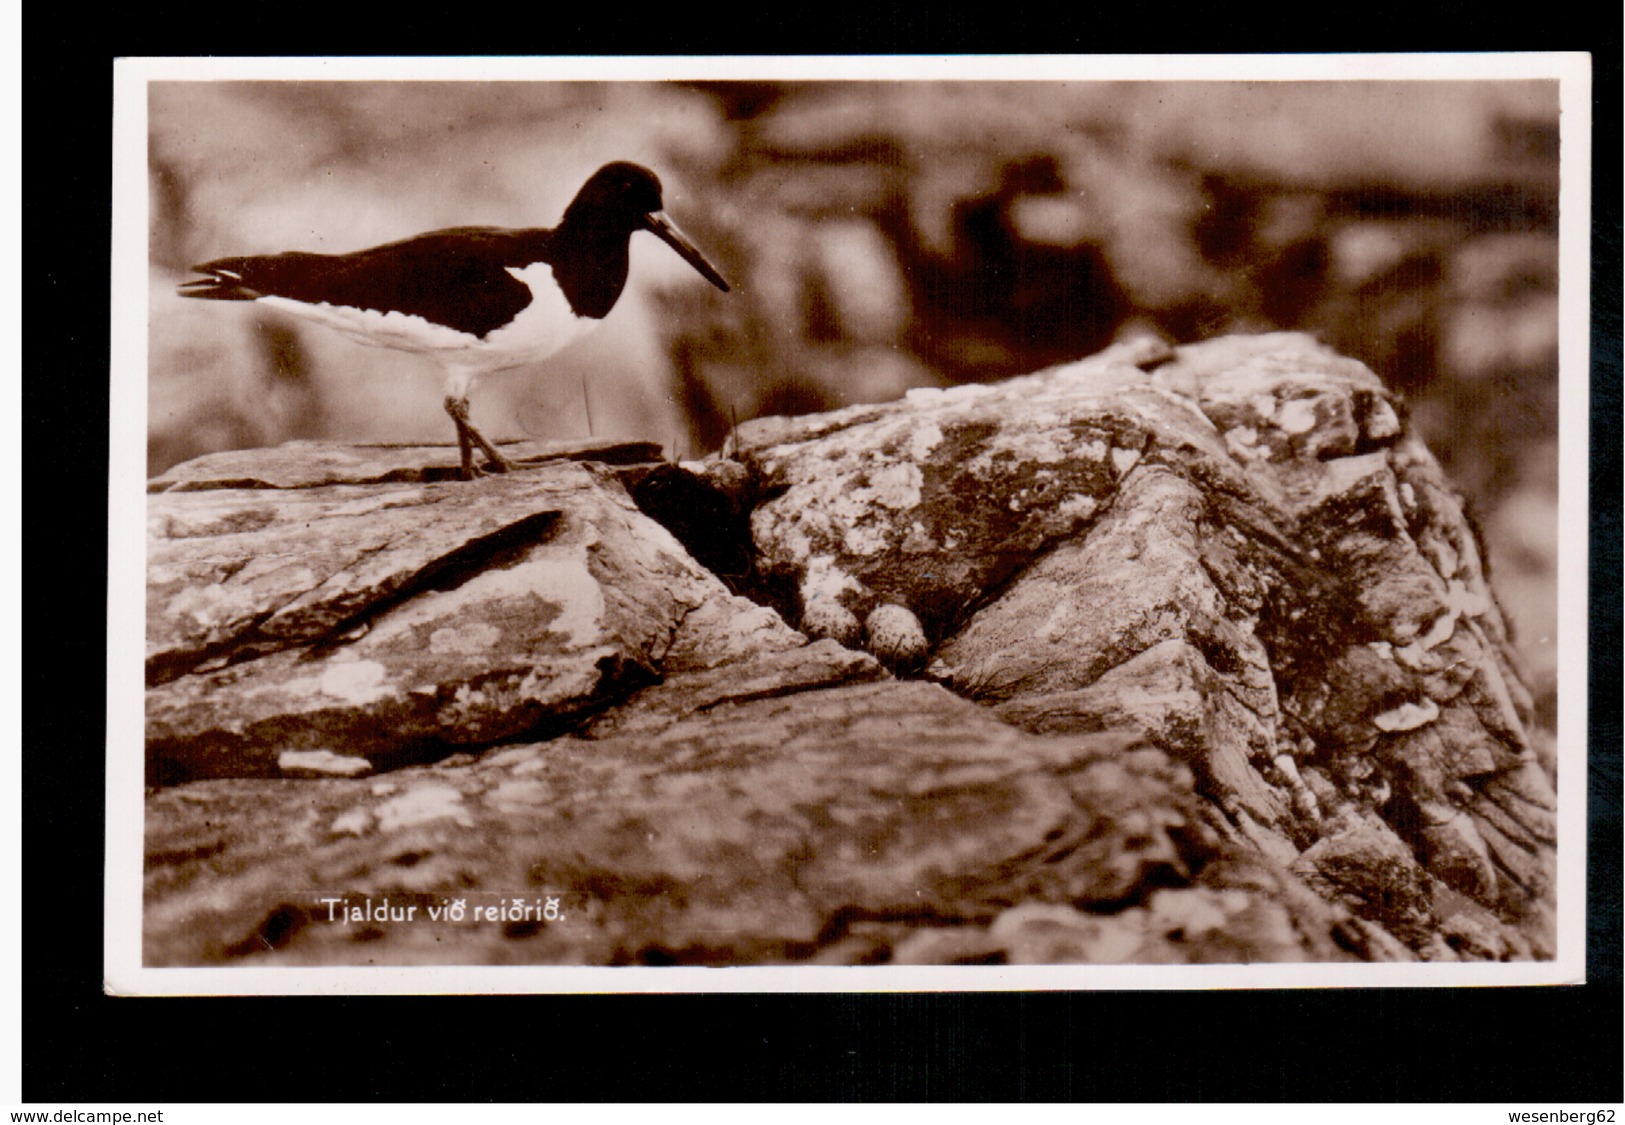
[642,212,732,292]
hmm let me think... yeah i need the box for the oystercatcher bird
[179,162,731,478]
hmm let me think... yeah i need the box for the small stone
[866,604,928,673]
[1362,398,1402,442]
[278,749,372,778]
[329,806,373,836]
[1273,753,1321,824]
[1373,697,1440,732]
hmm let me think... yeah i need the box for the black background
[23,9,1622,1104]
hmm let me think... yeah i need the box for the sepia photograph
[105,55,1590,991]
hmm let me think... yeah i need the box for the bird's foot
[460,457,512,479]
[476,443,516,474]
[469,432,517,475]
[453,452,515,480]
[444,395,517,480]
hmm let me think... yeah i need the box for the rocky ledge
[141,333,1555,967]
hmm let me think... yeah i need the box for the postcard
[107,53,1592,994]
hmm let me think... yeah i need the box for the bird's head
[571,161,667,221]
[566,162,731,293]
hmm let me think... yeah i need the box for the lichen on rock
[724,332,1555,958]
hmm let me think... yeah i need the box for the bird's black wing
[180,227,556,339]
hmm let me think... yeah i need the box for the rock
[728,332,1554,957]
[145,447,834,782]
[986,884,1339,966]
[738,338,1170,644]
[143,681,1367,967]
[140,333,1556,964]
[1290,810,1440,951]
[148,436,665,492]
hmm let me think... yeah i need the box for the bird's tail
[177,260,263,301]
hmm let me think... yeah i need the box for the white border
[106,53,1593,996]
[111,53,1582,81]
[2,4,21,1106]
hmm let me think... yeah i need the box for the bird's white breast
[257,262,602,390]
[481,263,602,362]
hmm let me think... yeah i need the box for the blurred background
[146,78,1562,725]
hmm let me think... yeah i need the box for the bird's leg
[444,395,478,479]
[455,422,476,480]
[443,395,513,478]
[464,418,515,475]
